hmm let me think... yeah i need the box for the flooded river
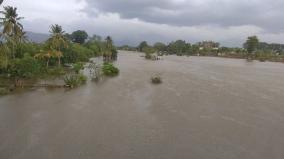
[1,51,284,159]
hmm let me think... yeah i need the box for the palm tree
[0,42,10,69]
[18,31,27,43]
[0,0,3,6]
[104,36,113,62]
[106,36,113,48]
[0,6,24,58]
[35,50,60,68]
[48,24,68,67]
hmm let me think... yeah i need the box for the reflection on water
[1,51,284,159]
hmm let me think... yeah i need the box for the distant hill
[26,31,49,43]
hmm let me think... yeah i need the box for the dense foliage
[0,4,118,90]
[9,55,44,78]
[244,36,259,58]
[64,74,87,88]
[70,30,88,44]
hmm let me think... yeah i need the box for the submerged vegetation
[102,63,119,76]
[151,75,162,84]
[63,74,87,88]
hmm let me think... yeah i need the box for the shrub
[0,88,9,96]
[63,43,94,63]
[142,47,156,54]
[47,67,66,76]
[84,41,102,56]
[102,63,119,76]
[151,76,162,84]
[78,74,87,83]
[145,52,152,59]
[64,74,87,88]
[8,55,44,78]
[143,47,156,60]
[256,51,270,62]
[73,62,84,73]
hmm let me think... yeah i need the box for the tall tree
[167,40,190,55]
[138,41,148,52]
[0,6,24,58]
[154,42,166,52]
[103,36,113,62]
[245,36,259,58]
[48,24,68,67]
[34,50,54,68]
[105,36,113,49]
[71,30,88,44]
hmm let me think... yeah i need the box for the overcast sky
[2,0,284,46]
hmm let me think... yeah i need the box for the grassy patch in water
[151,76,162,84]
[102,63,119,76]
[64,74,87,88]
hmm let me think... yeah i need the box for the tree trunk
[12,42,15,59]
[58,57,61,67]
[5,52,8,69]
[46,59,49,68]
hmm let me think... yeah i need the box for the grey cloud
[5,0,284,47]
[83,0,284,32]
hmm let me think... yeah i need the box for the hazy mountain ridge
[26,31,49,43]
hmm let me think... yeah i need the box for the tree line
[0,4,117,82]
[119,37,284,62]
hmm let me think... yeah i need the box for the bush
[142,47,156,54]
[64,74,87,88]
[0,88,9,96]
[63,43,94,63]
[47,67,66,76]
[102,63,119,76]
[8,55,44,78]
[145,52,152,59]
[73,62,84,73]
[151,76,162,84]
[256,51,270,62]
[85,41,102,56]
[15,43,42,58]
[78,74,87,83]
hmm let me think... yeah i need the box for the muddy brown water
[1,51,284,159]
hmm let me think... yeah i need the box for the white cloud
[3,0,86,22]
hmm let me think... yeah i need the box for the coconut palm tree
[18,31,27,43]
[104,36,113,62]
[48,24,68,67]
[0,6,24,58]
[106,36,113,48]
[35,50,60,68]
[0,42,10,69]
